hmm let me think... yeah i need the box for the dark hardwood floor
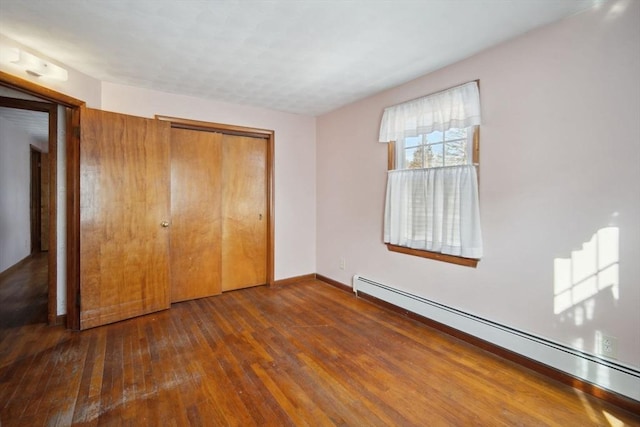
[1,259,639,426]
[0,253,48,329]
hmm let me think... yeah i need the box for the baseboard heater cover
[352,275,640,401]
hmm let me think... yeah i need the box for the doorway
[0,71,84,328]
[0,95,55,326]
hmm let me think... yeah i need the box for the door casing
[30,146,42,254]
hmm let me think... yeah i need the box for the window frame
[386,126,480,267]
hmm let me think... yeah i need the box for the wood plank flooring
[0,253,48,329]
[1,259,639,425]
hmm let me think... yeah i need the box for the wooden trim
[267,130,275,288]
[47,103,58,325]
[0,71,84,107]
[272,273,317,287]
[157,115,276,288]
[29,147,42,254]
[387,141,395,171]
[156,115,273,139]
[473,126,480,188]
[386,244,479,268]
[316,274,353,294]
[472,126,480,165]
[54,314,67,326]
[66,106,81,330]
[316,275,640,414]
[0,96,54,112]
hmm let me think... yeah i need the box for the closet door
[221,134,267,291]
[79,108,171,329]
[170,128,223,302]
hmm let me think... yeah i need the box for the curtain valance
[379,81,481,143]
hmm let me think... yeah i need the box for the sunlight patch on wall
[553,227,619,319]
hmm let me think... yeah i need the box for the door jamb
[30,145,43,255]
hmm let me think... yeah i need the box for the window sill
[386,244,479,268]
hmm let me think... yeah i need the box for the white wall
[316,0,640,369]
[0,116,45,272]
[101,83,317,281]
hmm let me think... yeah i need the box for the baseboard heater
[352,275,640,402]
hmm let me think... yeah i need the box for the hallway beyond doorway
[0,252,47,332]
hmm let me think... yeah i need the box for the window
[397,127,476,170]
[379,81,482,267]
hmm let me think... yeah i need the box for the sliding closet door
[79,108,171,329]
[170,128,223,302]
[221,134,268,291]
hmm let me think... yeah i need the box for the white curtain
[379,81,481,143]
[384,165,482,259]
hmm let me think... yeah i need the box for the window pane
[426,131,444,143]
[444,141,467,166]
[425,143,444,167]
[404,146,424,169]
[404,135,422,148]
[444,128,467,141]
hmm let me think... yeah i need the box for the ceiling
[0,0,603,116]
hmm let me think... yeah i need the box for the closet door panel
[170,128,223,302]
[80,108,171,329]
[221,134,267,291]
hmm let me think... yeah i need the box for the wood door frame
[157,115,275,288]
[0,71,85,327]
[30,145,43,254]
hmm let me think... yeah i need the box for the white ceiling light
[2,47,68,81]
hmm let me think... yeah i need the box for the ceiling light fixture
[2,48,68,81]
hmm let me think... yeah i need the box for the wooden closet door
[79,108,171,329]
[222,134,267,291]
[170,128,223,302]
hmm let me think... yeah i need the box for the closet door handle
[161,221,170,228]
[259,214,263,220]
